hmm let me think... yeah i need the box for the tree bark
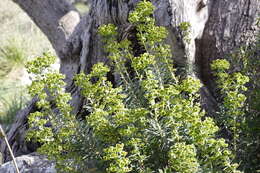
[1,0,259,162]
[195,0,259,97]
[12,0,81,57]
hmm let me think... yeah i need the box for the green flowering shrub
[211,59,249,152]
[179,22,191,44]
[238,30,260,172]
[26,1,240,172]
[212,22,259,172]
[26,53,84,172]
[168,143,199,173]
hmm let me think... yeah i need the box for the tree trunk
[1,0,259,162]
[196,0,259,100]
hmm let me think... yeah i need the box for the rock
[0,153,56,173]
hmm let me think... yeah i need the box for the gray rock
[0,153,56,173]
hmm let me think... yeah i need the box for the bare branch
[12,0,81,57]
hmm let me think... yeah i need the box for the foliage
[0,39,27,78]
[179,22,191,44]
[0,39,27,66]
[0,78,29,131]
[26,1,240,173]
[211,59,249,151]
[0,93,27,132]
[239,29,260,172]
[26,53,84,172]
[212,22,260,172]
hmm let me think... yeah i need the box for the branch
[12,0,81,57]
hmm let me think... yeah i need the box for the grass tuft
[0,93,28,132]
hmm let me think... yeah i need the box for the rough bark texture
[196,0,259,96]
[0,0,259,163]
[12,0,81,57]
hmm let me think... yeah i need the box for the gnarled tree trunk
[1,0,259,162]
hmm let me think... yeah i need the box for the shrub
[212,22,260,172]
[26,1,240,172]
[211,59,249,152]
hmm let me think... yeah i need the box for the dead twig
[0,125,20,173]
